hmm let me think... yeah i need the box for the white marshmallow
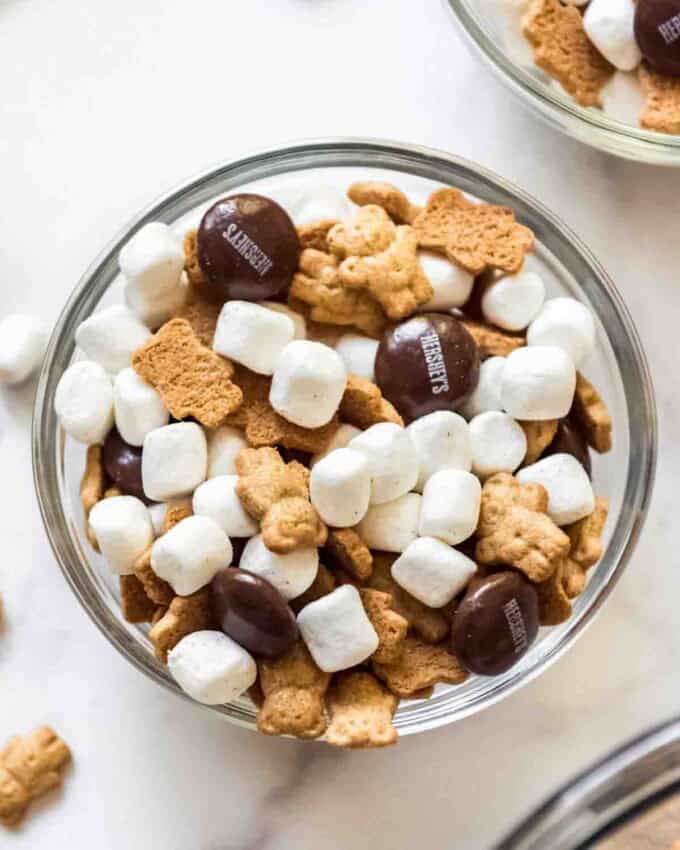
[516,453,595,525]
[113,367,169,447]
[418,251,474,310]
[292,186,354,226]
[239,534,318,600]
[120,222,187,328]
[151,515,232,595]
[584,0,641,71]
[527,298,596,367]
[213,300,295,375]
[206,425,248,478]
[481,271,545,331]
[357,493,422,553]
[54,361,114,444]
[168,630,256,705]
[460,356,506,419]
[407,411,472,492]
[192,475,258,538]
[601,72,645,124]
[75,305,151,374]
[392,537,476,608]
[501,346,576,421]
[334,334,379,381]
[0,314,47,385]
[349,422,419,504]
[419,469,481,545]
[469,411,527,478]
[148,502,167,537]
[269,340,347,429]
[142,422,207,501]
[297,585,379,673]
[89,495,153,575]
[309,448,371,527]
[259,301,307,340]
[310,424,362,467]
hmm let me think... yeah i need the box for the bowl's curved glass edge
[32,138,658,735]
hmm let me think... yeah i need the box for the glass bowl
[32,138,657,737]
[444,0,680,165]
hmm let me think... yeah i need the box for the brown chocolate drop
[374,313,480,422]
[546,419,591,477]
[451,572,539,676]
[197,194,300,301]
[635,0,680,76]
[103,429,146,501]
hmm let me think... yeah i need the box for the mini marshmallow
[192,475,259,538]
[213,301,295,375]
[309,448,371,527]
[407,411,472,492]
[168,630,257,705]
[310,423,362,467]
[516,453,595,525]
[292,186,354,225]
[334,334,379,381]
[356,493,422,553]
[527,298,596,367]
[481,271,545,331]
[501,346,576,421]
[0,314,47,385]
[206,425,249,478]
[418,250,474,311]
[349,423,419,504]
[54,361,114,444]
[113,367,169,447]
[142,422,207,501]
[297,585,379,673]
[239,534,318,600]
[601,72,645,124]
[120,222,187,328]
[419,469,481,545]
[260,301,307,340]
[469,411,527,479]
[460,356,506,419]
[89,495,153,575]
[584,0,641,71]
[391,537,476,608]
[75,305,151,374]
[269,340,347,429]
[151,515,232,595]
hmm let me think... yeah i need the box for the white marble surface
[1,0,679,847]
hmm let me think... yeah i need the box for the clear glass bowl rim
[32,137,657,735]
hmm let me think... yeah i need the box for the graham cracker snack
[324,527,373,582]
[640,64,680,134]
[348,181,420,225]
[567,496,609,568]
[340,374,404,429]
[161,498,194,533]
[132,318,242,428]
[460,318,526,358]
[176,282,222,347]
[359,588,408,665]
[80,444,106,515]
[373,636,468,697]
[325,672,398,749]
[183,229,209,289]
[536,559,573,625]
[120,574,157,623]
[296,219,337,252]
[0,727,71,827]
[572,372,613,453]
[149,588,214,663]
[133,546,175,606]
[521,419,559,465]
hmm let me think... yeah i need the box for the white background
[1,0,680,848]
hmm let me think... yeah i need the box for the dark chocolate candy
[197,194,300,301]
[374,313,480,422]
[102,429,145,501]
[635,0,680,76]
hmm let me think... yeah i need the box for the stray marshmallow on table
[419,469,481,545]
[460,356,506,419]
[0,314,47,385]
[501,345,576,420]
[239,534,318,600]
[192,475,259,538]
[584,0,641,72]
[357,492,422,553]
[418,251,474,311]
[527,298,596,367]
[517,453,595,525]
[206,425,249,478]
[89,495,153,575]
[392,537,477,608]
[113,367,169,447]
[310,423,361,467]
[407,410,471,492]
[75,305,151,374]
[481,270,545,331]
[151,515,232,595]
[269,340,347,429]
[213,301,295,375]
[54,361,114,444]
[334,334,379,381]
[309,448,371,528]
[142,422,207,501]
[297,585,379,673]
[119,222,187,328]
[469,411,527,479]
[168,630,256,705]
[259,301,307,340]
[349,422,419,504]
